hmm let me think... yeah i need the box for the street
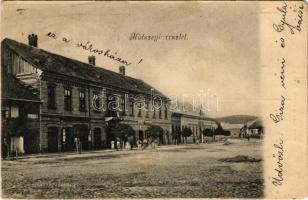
[1,139,263,198]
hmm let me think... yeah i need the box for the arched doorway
[106,122,135,149]
[73,124,89,151]
[145,125,164,145]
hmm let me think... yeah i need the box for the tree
[181,127,192,144]
[145,125,164,144]
[172,128,181,144]
[213,127,231,141]
[203,128,214,142]
[223,130,231,137]
[108,124,135,142]
[203,128,214,137]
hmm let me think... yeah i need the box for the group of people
[137,139,156,150]
[110,140,133,151]
[110,138,159,151]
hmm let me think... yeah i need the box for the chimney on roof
[88,55,96,66]
[119,66,125,76]
[28,34,38,47]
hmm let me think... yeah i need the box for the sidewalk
[2,139,257,161]
[3,148,117,161]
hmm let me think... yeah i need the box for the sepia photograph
[1,1,307,199]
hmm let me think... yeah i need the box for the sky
[1,1,261,117]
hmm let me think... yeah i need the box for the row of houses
[1,35,218,155]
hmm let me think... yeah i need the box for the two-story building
[1,35,171,153]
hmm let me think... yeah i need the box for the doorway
[61,128,74,152]
[93,128,102,149]
[47,127,58,152]
[73,125,89,151]
[138,130,143,141]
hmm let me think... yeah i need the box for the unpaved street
[1,139,263,198]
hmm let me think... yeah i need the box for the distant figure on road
[125,141,130,150]
[137,140,142,150]
[130,141,133,150]
[116,140,120,151]
[74,137,81,153]
[111,141,115,149]
[246,128,251,141]
[143,139,148,149]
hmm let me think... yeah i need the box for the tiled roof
[1,73,40,102]
[2,38,167,98]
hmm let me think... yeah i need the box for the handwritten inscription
[129,32,188,42]
[270,95,286,123]
[272,138,284,186]
[46,32,140,66]
[270,1,303,188]
[273,2,304,34]
[279,58,286,89]
[76,41,131,66]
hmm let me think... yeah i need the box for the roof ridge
[2,38,167,98]
[3,38,137,80]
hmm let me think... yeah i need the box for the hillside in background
[216,115,258,124]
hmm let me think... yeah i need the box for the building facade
[1,74,41,156]
[1,35,172,154]
[171,112,218,144]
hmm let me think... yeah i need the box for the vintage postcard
[0,1,307,199]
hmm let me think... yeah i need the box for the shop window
[11,106,19,118]
[27,113,38,119]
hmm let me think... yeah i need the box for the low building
[1,35,172,154]
[220,122,244,137]
[1,74,41,156]
[171,112,217,144]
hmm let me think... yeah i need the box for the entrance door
[93,128,101,149]
[24,130,39,154]
[74,125,89,151]
[139,130,143,141]
[159,134,164,145]
[48,127,58,152]
[61,128,74,152]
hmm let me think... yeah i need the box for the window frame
[10,105,19,118]
[64,87,72,111]
[47,85,56,109]
[129,99,134,116]
[79,90,86,112]
[93,91,102,113]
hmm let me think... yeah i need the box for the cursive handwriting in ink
[47,32,57,39]
[62,37,71,43]
[270,95,286,123]
[137,58,143,64]
[272,138,284,186]
[280,58,286,89]
[273,2,304,34]
[46,32,138,66]
[76,41,131,66]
